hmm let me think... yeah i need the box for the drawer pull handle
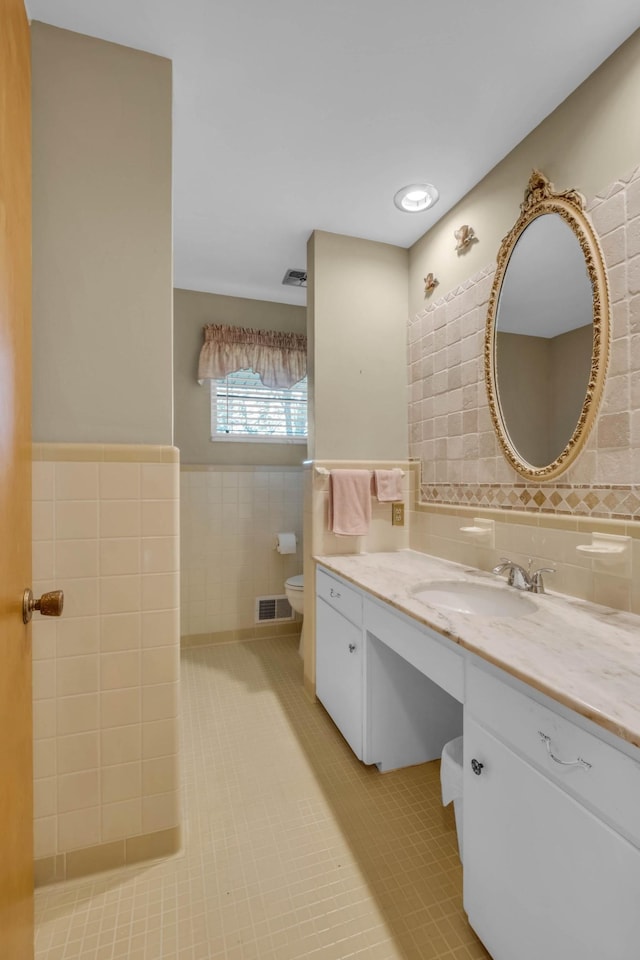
[330,588,341,598]
[538,732,592,770]
[348,643,356,653]
[471,758,484,776]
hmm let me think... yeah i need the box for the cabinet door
[464,717,640,960]
[316,598,363,759]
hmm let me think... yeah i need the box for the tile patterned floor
[35,636,490,959]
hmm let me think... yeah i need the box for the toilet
[285,574,304,656]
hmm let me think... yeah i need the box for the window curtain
[197,324,307,389]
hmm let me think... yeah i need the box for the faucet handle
[530,566,556,594]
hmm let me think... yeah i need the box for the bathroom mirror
[485,170,610,480]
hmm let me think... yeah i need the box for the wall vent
[255,595,294,623]
[282,268,307,287]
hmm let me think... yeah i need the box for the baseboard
[181,622,301,648]
[34,826,181,886]
[303,672,316,702]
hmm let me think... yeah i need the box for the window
[211,369,307,443]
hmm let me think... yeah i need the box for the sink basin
[409,580,537,618]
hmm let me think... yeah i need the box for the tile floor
[35,636,490,959]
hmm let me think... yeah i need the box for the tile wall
[32,444,181,883]
[407,166,640,613]
[303,460,413,697]
[408,165,640,512]
[409,503,640,614]
[180,465,304,640]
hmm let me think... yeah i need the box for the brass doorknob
[23,588,64,624]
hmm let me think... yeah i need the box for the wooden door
[0,1,34,958]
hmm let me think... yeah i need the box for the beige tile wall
[180,465,304,638]
[407,166,640,613]
[410,503,640,614]
[408,164,640,509]
[32,445,181,880]
[302,460,413,696]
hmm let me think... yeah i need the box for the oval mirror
[485,171,610,481]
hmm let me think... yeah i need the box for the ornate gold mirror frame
[485,170,610,481]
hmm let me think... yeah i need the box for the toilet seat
[285,574,304,591]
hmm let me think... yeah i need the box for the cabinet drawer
[316,567,362,626]
[364,596,464,703]
[467,663,640,847]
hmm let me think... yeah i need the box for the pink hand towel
[373,468,403,502]
[329,469,372,536]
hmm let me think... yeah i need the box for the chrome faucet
[491,557,556,594]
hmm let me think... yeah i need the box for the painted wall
[496,325,592,465]
[31,23,173,445]
[409,28,640,315]
[173,288,307,466]
[496,332,551,466]
[308,231,409,460]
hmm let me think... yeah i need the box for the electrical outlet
[391,502,404,526]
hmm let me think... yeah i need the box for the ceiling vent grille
[255,595,294,624]
[282,268,307,287]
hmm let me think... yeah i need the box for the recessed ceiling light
[393,183,439,213]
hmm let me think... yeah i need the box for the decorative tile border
[420,482,640,520]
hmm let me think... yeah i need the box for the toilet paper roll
[276,532,297,554]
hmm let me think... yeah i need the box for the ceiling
[25,1,640,307]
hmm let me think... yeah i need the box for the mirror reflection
[494,213,593,468]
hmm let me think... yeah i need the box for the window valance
[197,323,307,389]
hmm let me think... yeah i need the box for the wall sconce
[454,224,478,252]
[423,273,439,297]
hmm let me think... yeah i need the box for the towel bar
[313,466,406,477]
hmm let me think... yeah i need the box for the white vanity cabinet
[315,566,463,771]
[314,554,640,959]
[464,663,640,960]
[315,568,365,759]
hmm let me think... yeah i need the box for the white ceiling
[25,0,640,307]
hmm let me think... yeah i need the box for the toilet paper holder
[275,532,297,554]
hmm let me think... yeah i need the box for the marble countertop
[314,549,640,750]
